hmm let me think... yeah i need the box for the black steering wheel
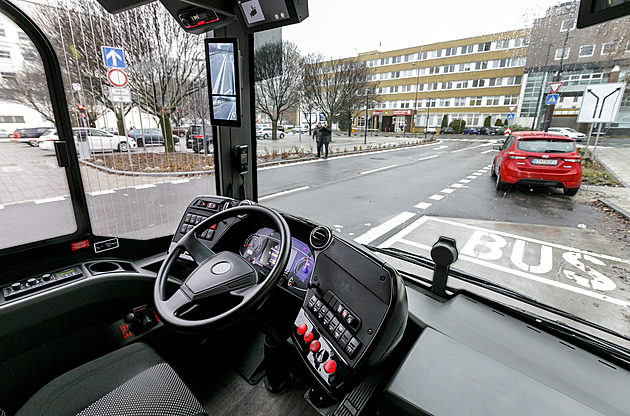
[154,205,292,332]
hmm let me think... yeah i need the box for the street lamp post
[364,88,369,144]
[412,63,420,136]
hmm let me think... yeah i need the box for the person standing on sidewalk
[313,122,323,157]
[320,122,332,159]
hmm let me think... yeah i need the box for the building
[351,29,530,133]
[517,1,630,133]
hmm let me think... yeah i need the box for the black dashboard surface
[383,288,630,416]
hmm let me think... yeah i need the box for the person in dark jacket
[313,122,323,157]
[319,122,332,159]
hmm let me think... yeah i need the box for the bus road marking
[354,211,416,245]
[259,186,310,201]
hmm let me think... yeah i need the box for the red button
[324,360,337,374]
[310,340,321,352]
[297,324,308,335]
[303,331,314,343]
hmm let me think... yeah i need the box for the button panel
[293,309,352,388]
[2,266,84,301]
[180,212,214,240]
[305,292,363,360]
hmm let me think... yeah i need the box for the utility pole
[364,88,369,144]
[532,44,552,130]
[412,63,420,136]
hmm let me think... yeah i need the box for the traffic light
[77,104,85,113]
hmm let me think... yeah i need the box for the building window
[441,81,453,90]
[601,42,616,55]
[419,51,427,60]
[472,79,485,88]
[380,57,390,65]
[426,98,436,108]
[495,39,509,49]
[579,45,595,57]
[503,95,518,105]
[0,28,5,37]
[455,80,468,89]
[470,97,483,106]
[404,54,414,62]
[459,63,472,72]
[460,45,474,54]
[428,66,439,75]
[440,98,451,107]
[554,47,570,60]
[560,19,575,31]
[0,72,16,81]
[445,47,457,56]
[392,56,401,64]
[453,97,466,106]
[475,61,488,70]
[493,58,508,68]
[0,115,25,123]
[390,86,399,93]
[477,42,491,52]
[488,96,501,105]
[17,32,29,41]
[0,49,10,59]
[443,65,455,73]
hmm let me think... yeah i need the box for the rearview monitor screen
[205,38,241,127]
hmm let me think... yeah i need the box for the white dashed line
[436,145,448,150]
[170,179,190,184]
[414,202,432,210]
[134,184,156,189]
[472,172,483,176]
[429,194,444,201]
[460,179,471,183]
[418,155,439,161]
[354,211,416,245]
[34,196,65,204]
[89,190,115,196]
[259,186,310,201]
[451,183,464,188]
[481,149,496,154]
[467,175,477,179]
[360,164,397,175]
[441,188,455,194]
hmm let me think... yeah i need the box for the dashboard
[239,227,314,293]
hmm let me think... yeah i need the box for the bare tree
[254,41,303,140]
[303,54,377,135]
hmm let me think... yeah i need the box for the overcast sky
[283,0,565,58]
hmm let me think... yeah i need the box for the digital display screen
[205,39,240,126]
[237,0,290,28]
[261,240,280,268]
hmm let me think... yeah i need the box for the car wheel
[118,141,129,152]
[280,133,285,138]
[490,162,497,178]
[496,169,507,191]
[136,138,143,147]
[564,187,579,196]
[264,133,269,139]
[28,141,39,147]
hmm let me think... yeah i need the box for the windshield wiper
[365,245,630,348]
[544,149,566,153]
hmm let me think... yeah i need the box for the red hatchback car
[492,131,582,196]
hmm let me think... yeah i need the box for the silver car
[547,127,586,142]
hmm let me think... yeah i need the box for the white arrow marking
[106,49,122,66]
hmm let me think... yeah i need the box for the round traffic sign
[107,68,128,87]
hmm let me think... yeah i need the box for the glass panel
[0,13,77,249]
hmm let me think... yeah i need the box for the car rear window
[517,138,575,153]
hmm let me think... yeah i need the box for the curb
[595,157,629,188]
[80,159,215,177]
[598,198,630,221]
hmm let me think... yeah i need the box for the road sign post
[545,94,559,106]
[101,46,126,68]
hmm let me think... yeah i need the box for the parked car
[13,127,51,146]
[491,131,582,196]
[172,126,188,137]
[547,127,586,142]
[38,128,137,152]
[186,124,213,153]
[290,126,309,134]
[127,128,178,146]
[256,127,285,139]
[462,127,480,135]
[0,127,8,137]
[424,126,437,134]
[439,127,454,134]
[480,126,498,135]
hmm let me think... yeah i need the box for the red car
[491,131,582,196]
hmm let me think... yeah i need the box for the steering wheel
[154,205,291,332]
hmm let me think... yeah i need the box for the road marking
[0,165,23,173]
[418,155,439,161]
[467,176,477,179]
[441,188,455,194]
[259,186,310,201]
[451,143,493,153]
[451,183,464,188]
[472,172,483,176]
[429,194,444,200]
[0,205,4,209]
[397,237,629,308]
[170,179,190,184]
[354,211,416,245]
[360,164,397,175]
[460,179,471,183]
[34,196,65,204]
[436,145,448,150]
[89,190,115,196]
[414,202,432,210]
[134,184,156,189]
[481,149,496,154]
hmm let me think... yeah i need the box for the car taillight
[508,152,527,160]
[13,131,19,138]
[564,157,581,162]
[193,135,203,139]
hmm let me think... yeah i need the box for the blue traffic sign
[546,94,559,106]
[506,113,515,120]
[101,46,126,68]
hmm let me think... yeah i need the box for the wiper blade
[544,150,566,153]
[365,245,630,346]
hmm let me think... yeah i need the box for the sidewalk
[255,131,433,156]
[589,147,630,220]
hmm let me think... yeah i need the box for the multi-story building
[517,1,630,133]
[352,29,530,133]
